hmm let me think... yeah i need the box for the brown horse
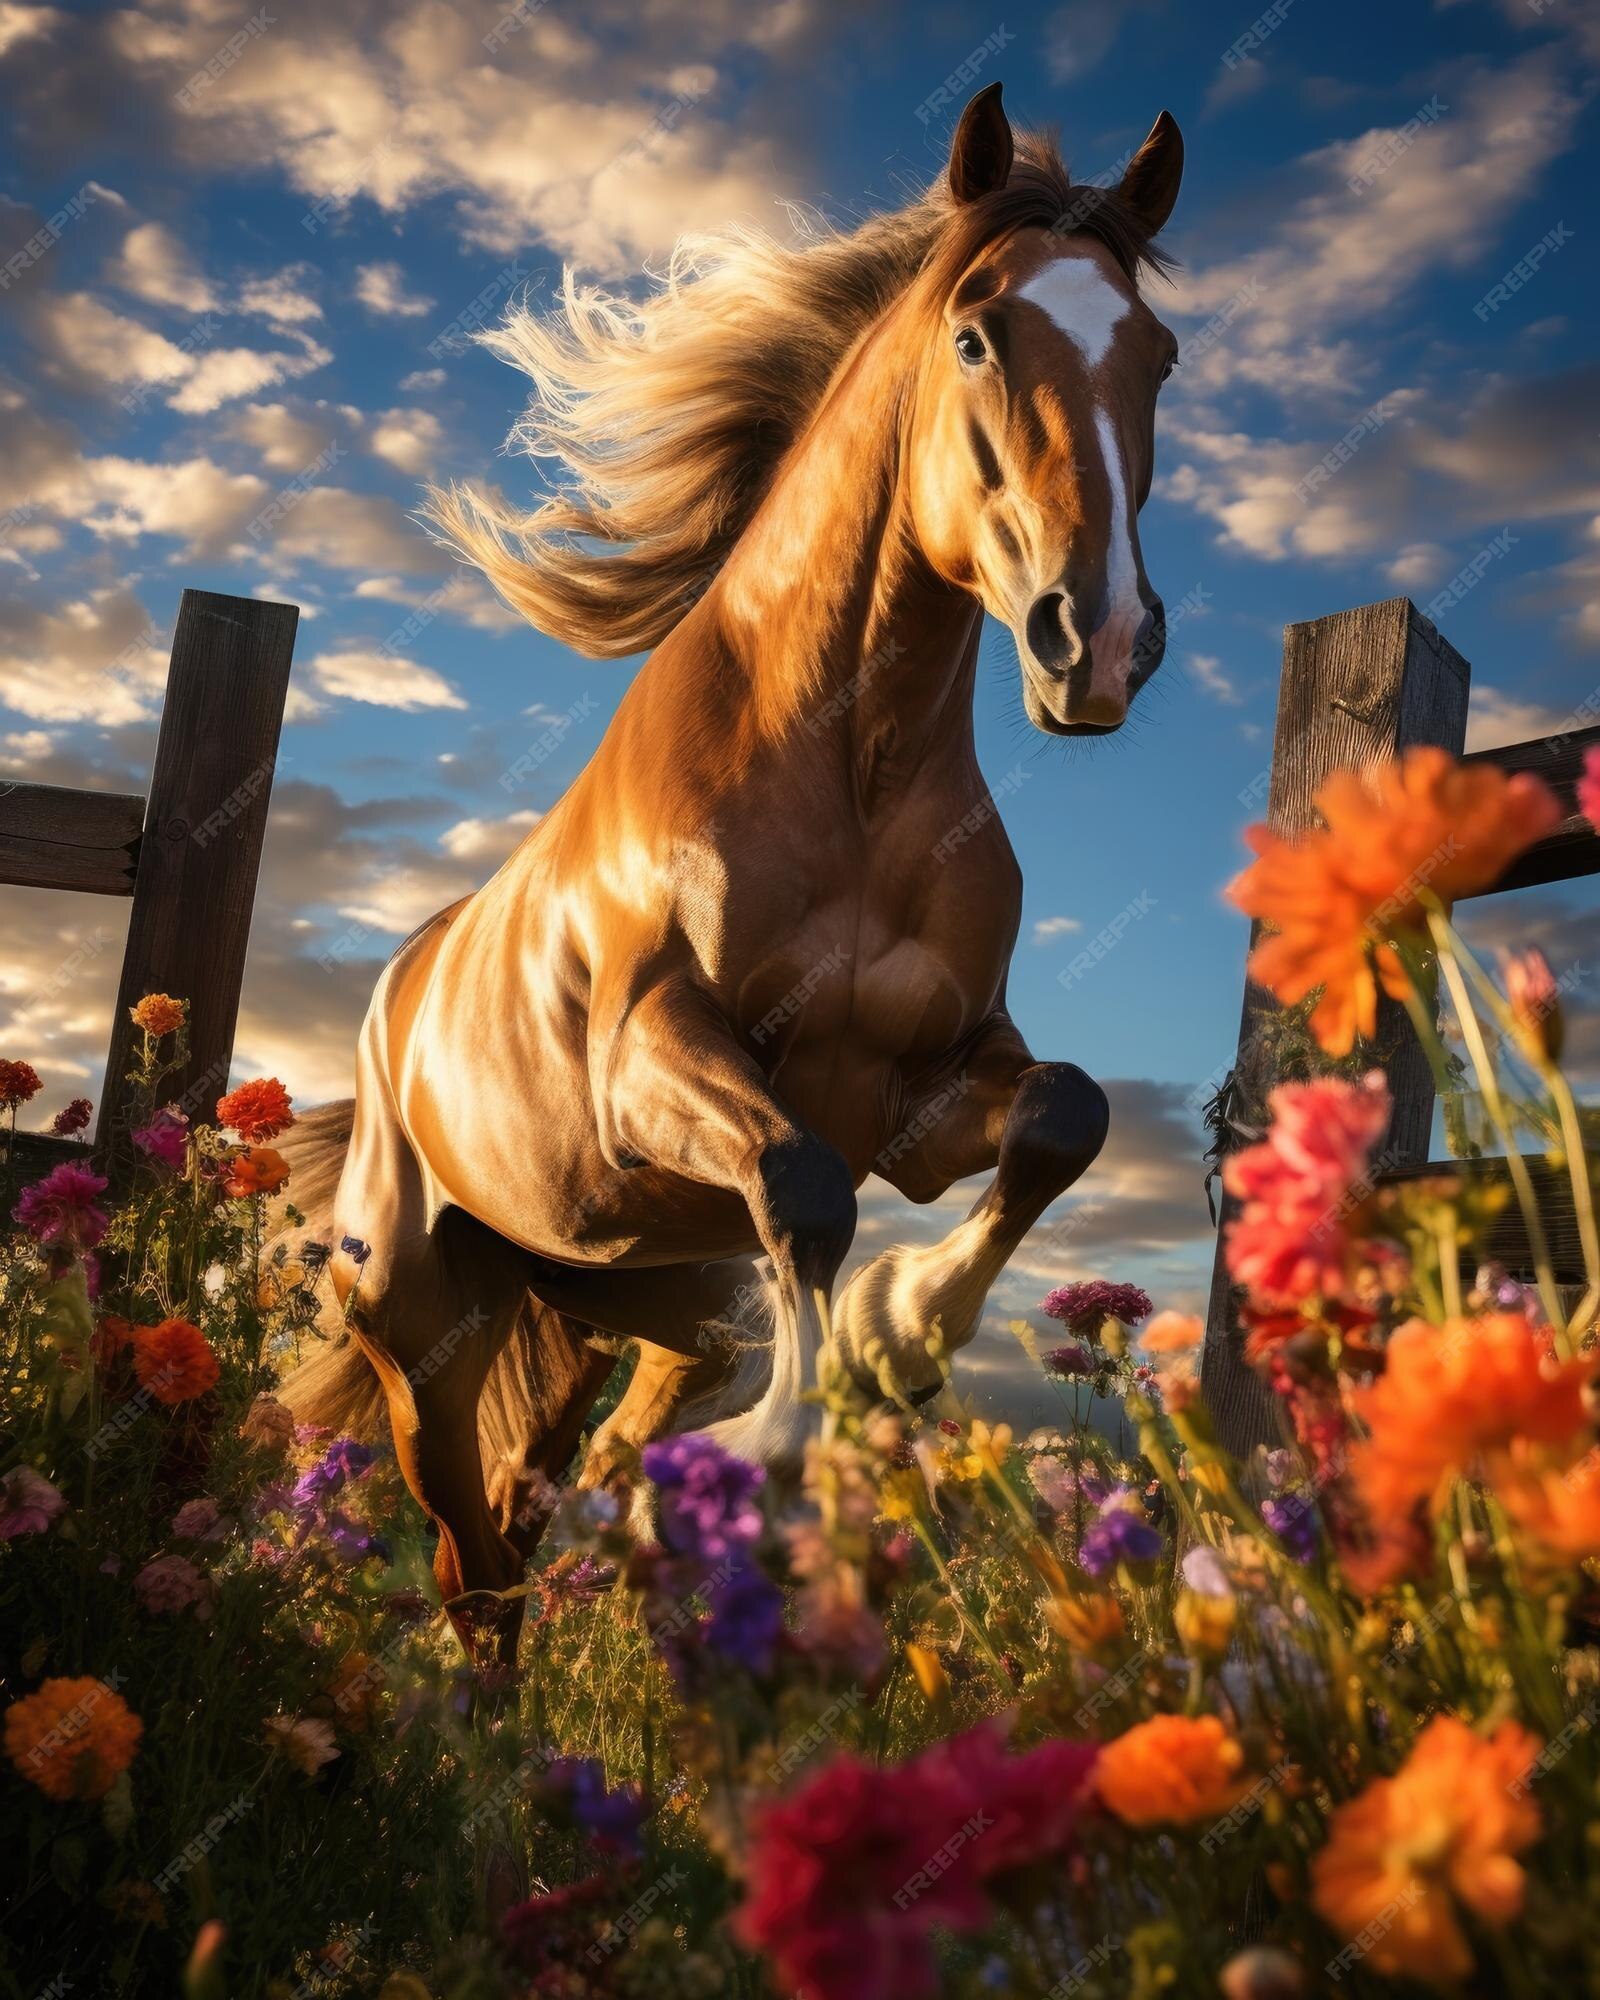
[282,84,1183,1659]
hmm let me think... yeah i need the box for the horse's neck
[708,317,982,785]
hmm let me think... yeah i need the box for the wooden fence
[0,588,297,1177]
[1199,596,1600,1457]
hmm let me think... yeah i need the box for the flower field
[7,746,1600,1999]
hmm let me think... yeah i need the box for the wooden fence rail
[0,588,297,1175]
[1200,596,1600,1458]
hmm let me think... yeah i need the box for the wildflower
[1218,1947,1306,2000]
[130,993,186,1036]
[1579,743,1600,832]
[4,1676,142,1800]
[241,1394,295,1452]
[292,1436,375,1508]
[1180,1544,1233,1597]
[13,1161,109,1251]
[1310,1716,1542,1985]
[223,1145,291,1198]
[324,1512,392,1565]
[0,1465,67,1539]
[543,1756,648,1854]
[915,1719,1099,1884]
[1352,1314,1593,1518]
[1142,1310,1203,1354]
[340,1234,371,1266]
[1229,748,1561,1055]
[1041,1279,1153,1333]
[905,1642,949,1708]
[1487,1442,1600,1564]
[172,1496,230,1543]
[1223,1073,1390,1305]
[215,1076,294,1143]
[1044,1590,1125,1653]
[1174,1588,1237,1656]
[1500,946,1564,1064]
[49,1096,92,1137]
[500,1876,611,1979]
[263,1713,340,1777]
[133,1553,213,1617]
[301,1239,332,1273]
[132,1107,189,1171]
[951,1419,1012,1481]
[131,1318,221,1405]
[1095,1714,1249,1827]
[642,1431,765,1564]
[1080,1488,1163,1577]
[705,1558,787,1674]
[0,1058,42,1110]
[1045,1342,1095,1378]
[1260,1491,1321,1564]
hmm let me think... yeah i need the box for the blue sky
[1,0,1597,1423]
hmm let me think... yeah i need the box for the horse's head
[907,86,1183,736]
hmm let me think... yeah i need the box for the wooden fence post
[1199,598,1471,1459]
[96,591,297,1161]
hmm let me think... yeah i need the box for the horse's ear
[1115,111,1184,236]
[948,82,1014,204]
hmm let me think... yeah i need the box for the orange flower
[1488,1442,1600,1564]
[1095,1713,1248,1827]
[1351,1315,1593,1518]
[224,1146,291,1199]
[1311,1716,1542,1986]
[215,1077,294,1143]
[131,1318,221,1405]
[1228,749,1561,1055]
[130,993,186,1037]
[4,1675,143,1800]
[1141,1311,1203,1354]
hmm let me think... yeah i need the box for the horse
[280,83,1184,1664]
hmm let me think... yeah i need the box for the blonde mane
[425,132,1170,658]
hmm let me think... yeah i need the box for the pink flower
[0,1465,67,1539]
[1223,1072,1390,1306]
[13,1161,109,1252]
[132,1107,189,1171]
[1040,1279,1152,1332]
[263,1714,339,1776]
[1579,744,1600,833]
[241,1394,295,1452]
[172,1497,231,1543]
[133,1553,214,1618]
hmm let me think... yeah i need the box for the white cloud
[228,400,341,473]
[1384,542,1450,588]
[107,220,218,313]
[1463,686,1569,754]
[438,809,541,865]
[270,486,450,575]
[0,587,167,724]
[0,3,62,59]
[1188,652,1242,705]
[235,266,323,327]
[367,406,444,475]
[354,260,436,318]
[165,333,333,413]
[1032,916,1083,943]
[308,645,466,711]
[399,367,446,392]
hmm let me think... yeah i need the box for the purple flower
[546,1757,646,1854]
[132,1106,189,1171]
[13,1161,108,1251]
[1261,1492,1320,1564]
[325,1510,392,1565]
[1040,1280,1153,1334]
[1080,1489,1163,1577]
[340,1235,371,1267]
[705,1558,786,1675]
[0,1465,67,1540]
[291,1436,376,1510]
[1044,1343,1095,1379]
[642,1431,765,1564]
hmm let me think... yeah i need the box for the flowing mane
[425,129,1172,659]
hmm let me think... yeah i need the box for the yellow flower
[905,1642,950,1710]
[1174,1588,1238,1657]
[955,1420,1012,1481]
[879,1465,924,1521]
[1045,1590,1125,1654]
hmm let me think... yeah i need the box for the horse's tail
[265,1100,389,1439]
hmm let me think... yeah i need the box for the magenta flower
[132,1106,189,1171]
[1040,1279,1153,1334]
[0,1465,67,1539]
[13,1161,109,1251]
[133,1553,214,1617]
[1045,1343,1095,1378]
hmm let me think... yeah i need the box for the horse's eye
[954,327,987,365]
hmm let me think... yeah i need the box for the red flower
[735,1724,1097,2000]
[0,1059,42,1111]
[132,1319,220,1405]
[215,1077,294,1143]
[49,1096,94,1136]
[223,1146,291,1198]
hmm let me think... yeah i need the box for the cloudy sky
[2,0,1597,1427]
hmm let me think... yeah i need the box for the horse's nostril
[1026,592,1078,675]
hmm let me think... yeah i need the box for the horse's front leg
[598,977,856,1469]
[834,1022,1108,1397]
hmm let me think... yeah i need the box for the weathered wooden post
[1199,598,1471,1458]
[95,591,297,1160]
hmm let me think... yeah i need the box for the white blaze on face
[1018,255,1145,655]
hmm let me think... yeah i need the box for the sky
[1,0,1597,1429]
